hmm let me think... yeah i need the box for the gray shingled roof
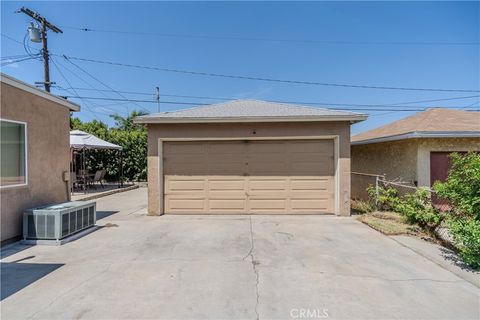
[134,99,367,123]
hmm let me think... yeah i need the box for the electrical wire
[1,53,34,60]
[61,25,479,46]
[1,33,24,45]
[0,56,39,66]
[57,95,480,112]
[54,86,480,108]
[52,58,130,114]
[50,57,105,120]
[61,56,151,113]
[56,54,480,93]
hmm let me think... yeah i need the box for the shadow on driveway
[97,210,119,220]
[1,256,63,301]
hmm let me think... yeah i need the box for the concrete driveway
[1,188,478,320]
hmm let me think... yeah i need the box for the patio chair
[92,170,104,188]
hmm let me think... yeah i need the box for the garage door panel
[287,140,333,153]
[207,141,246,154]
[290,178,331,191]
[164,142,204,154]
[208,178,246,190]
[291,198,332,211]
[166,198,206,212]
[163,140,335,214]
[166,178,205,191]
[164,161,207,175]
[249,198,287,211]
[249,178,287,192]
[208,199,247,212]
[208,162,246,175]
[247,141,286,153]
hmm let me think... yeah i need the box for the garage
[163,139,334,214]
[134,99,367,216]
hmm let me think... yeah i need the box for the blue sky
[1,1,479,134]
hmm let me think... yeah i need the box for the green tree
[110,110,147,131]
[69,111,147,181]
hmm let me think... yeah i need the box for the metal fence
[351,172,384,201]
[351,172,452,212]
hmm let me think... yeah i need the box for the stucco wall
[1,82,71,243]
[146,121,352,215]
[416,138,480,187]
[351,137,480,196]
[351,140,418,184]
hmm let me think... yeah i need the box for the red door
[430,152,466,209]
[430,152,452,187]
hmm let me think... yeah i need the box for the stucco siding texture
[146,122,352,216]
[1,82,71,243]
[352,140,418,183]
[351,138,480,197]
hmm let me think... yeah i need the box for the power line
[61,56,151,113]
[50,57,103,120]
[54,86,480,107]
[61,25,479,46]
[1,33,24,45]
[53,58,130,114]
[1,56,39,66]
[57,55,480,93]
[58,95,480,112]
[1,53,35,60]
[51,58,131,116]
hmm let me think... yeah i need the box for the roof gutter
[352,131,480,145]
[134,114,368,124]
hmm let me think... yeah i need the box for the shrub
[448,218,480,269]
[433,152,480,268]
[395,187,442,230]
[367,185,401,211]
[434,152,480,220]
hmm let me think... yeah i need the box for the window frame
[0,118,28,188]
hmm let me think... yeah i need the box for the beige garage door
[163,140,335,214]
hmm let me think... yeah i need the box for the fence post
[375,175,380,207]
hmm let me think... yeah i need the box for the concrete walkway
[1,187,478,319]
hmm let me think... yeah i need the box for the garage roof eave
[352,131,480,145]
[134,115,368,124]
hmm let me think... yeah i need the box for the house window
[1,119,27,187]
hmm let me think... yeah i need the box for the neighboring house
[0,73,80,244]
[134,100,366,216]
[351,108,480,190]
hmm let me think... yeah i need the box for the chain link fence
[351,172,451,212]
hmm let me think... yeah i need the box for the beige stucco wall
[351,138,480,196]
[351,140,418,184]
[416,138,480,187]
[146,121,352,216]
[1,82,71,243]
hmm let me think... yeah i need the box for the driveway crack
[244,216,260,320]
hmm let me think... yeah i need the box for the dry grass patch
[358,211,422,236]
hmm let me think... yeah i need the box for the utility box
[23,201,96,241]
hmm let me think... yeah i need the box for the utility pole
[18,7,62,92]
[155,86,160,113]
